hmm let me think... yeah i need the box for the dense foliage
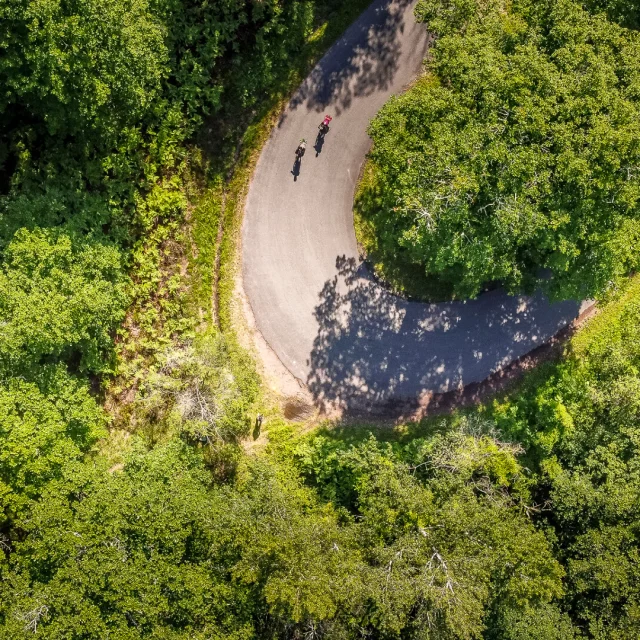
[3,0,640,637]
[486,278,640,638]
[359,0,640,300]
[0,423,571,639]
[4,275,640,637]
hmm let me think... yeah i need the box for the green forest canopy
[4,276,640,637]
[361,0,640,300]
[2,0,640,637]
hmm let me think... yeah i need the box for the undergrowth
[105,0,374,450]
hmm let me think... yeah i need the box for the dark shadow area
[314,129,326,155]
[291,156,302,181]
[279,0,427,124]
[283,394,316,421]
[307,256,581,412]
[252,414,263,440]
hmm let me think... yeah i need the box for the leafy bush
[0,228,128,376]
[131,333,259,444]
[0,369,106,525]
[585,0,640,29]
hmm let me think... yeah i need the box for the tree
[487,278,640,636]
[0,0,168,140]
[361,0,640,300]
[0,442,361,639]
[0,227,128,376]
[0,370,105,526]
[295,422,566,638]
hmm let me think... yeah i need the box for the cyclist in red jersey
[319,115,333,132]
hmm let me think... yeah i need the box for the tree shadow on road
[280,0,428,123]
[306,256,580,412]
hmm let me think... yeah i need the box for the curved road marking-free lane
[242,0,586,410]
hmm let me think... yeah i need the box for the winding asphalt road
[242,0,587,410]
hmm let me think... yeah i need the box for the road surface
[242,0,585,410]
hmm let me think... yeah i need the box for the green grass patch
[189,182,223,327]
